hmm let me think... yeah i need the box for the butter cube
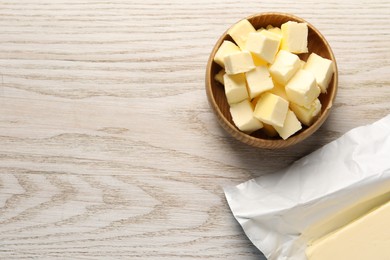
[281,21,308,54]
[245,66,274,99]
[274,110,302,140]
[267,27,282,38]
[285,69,320,107]
[290,98,322,126]
[304,53,334,93]
[228,19,256,50]
[214,69,225,85]
[213,40,241,68]
[223,73,249,105]
[230,99,263,133]
[299,59,306,69]
[256,27,265,32]
[246,31,281,64]
[254,92,289,127]
[251,53,268,66]
[269,81,288,101]
[224,50,255,75]
[269,50,301,85]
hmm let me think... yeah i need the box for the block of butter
[245,65,274,99]
[269,50,301,85]
[290,98,322,126]
[245,30,281,64]
[223,73,248,105]
[306,200,390,260]
[224,114,390,260]
[251,53,268,66]
[214,69,225,85]
[228,19,256,50]
[281,21,308,54]
[285,69,321,107]
[253,92,289,128]
[224,50,255,75]
[304,52,334,93]
[213,40,241,68]
[230,99,263,133]
[267,26,282,38]
[268,81,288,101]
[273,110,302,140]
[299,59,306,69]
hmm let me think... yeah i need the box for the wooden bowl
[205,12,338,149]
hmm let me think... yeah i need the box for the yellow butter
[217,20,333,139]
[281,21,308,54]
[228,19,256,50]
[306,200,390,260]
[273,110,302,140]
[304,52,334,93]
[224,50,255,75]
[214,69,225,85]
[267,27,282,38]
[268,81,288,101]
[223,73,249,105]
[253,92,289,128]
[251,53,268,66]
[246,31,281,64]
[299,59,306,69]
[230,99,263,133]
[285,69,320,107]
[269,50,301,85]
[290,98,321,126]
[245,66,274,99]
[256,27,265,32]
[213,40,241,68]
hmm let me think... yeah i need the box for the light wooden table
[1,0,389,259]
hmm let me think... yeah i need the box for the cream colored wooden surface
[0,0,389,259]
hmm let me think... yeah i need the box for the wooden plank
[0,0,389,259]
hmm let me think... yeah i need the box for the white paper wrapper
[224,114,390,260]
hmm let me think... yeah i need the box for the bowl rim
[205,12,338,149]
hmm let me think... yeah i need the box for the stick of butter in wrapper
[224,114,390,260]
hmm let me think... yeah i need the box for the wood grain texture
[0,0,389,259]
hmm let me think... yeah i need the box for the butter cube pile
[213,19,334,140]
